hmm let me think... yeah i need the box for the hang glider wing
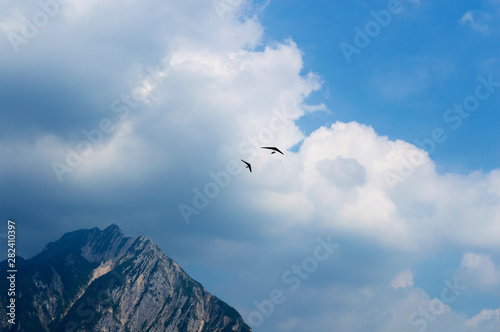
[261,146,284,155]
[241,159,252,172]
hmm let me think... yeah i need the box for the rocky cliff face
[0,225,251,332]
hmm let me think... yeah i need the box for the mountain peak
[36,224,131,264]
[103,223,122,235]
[0,225,252,332]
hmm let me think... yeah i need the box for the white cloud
[459,11,475,24]
[316,156,367,189]
[264,121,500,251]
[5,0,500,253]
[262,280,471,332]
[466,308,500,327]
[458,10,489,33]
[457,253,500,290]
[2,1,500,331]
[391,269,414,289]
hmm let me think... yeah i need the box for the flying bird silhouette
[261,146,284,155]
[241,159,252,172]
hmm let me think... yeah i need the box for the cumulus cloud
[261,279,471,332]
[457,253,500,290]
[257,255,495,332]
[466,308,500,328]
[3,0,500,254]
[458,11,489,33]
[316,156,367,189]
[1,1,500,331]
[391,269,414,289]
[254,121,500,251]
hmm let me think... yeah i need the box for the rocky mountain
[0,225,252,332]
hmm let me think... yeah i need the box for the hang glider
[261,146,284,155]
[241,159,252,172]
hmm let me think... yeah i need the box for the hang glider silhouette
[241,159,252,172]
[261,146,284,155]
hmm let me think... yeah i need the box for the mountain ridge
[0,224,252,332]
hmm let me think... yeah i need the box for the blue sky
[263,0,500,172]
[1,0,500,331]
